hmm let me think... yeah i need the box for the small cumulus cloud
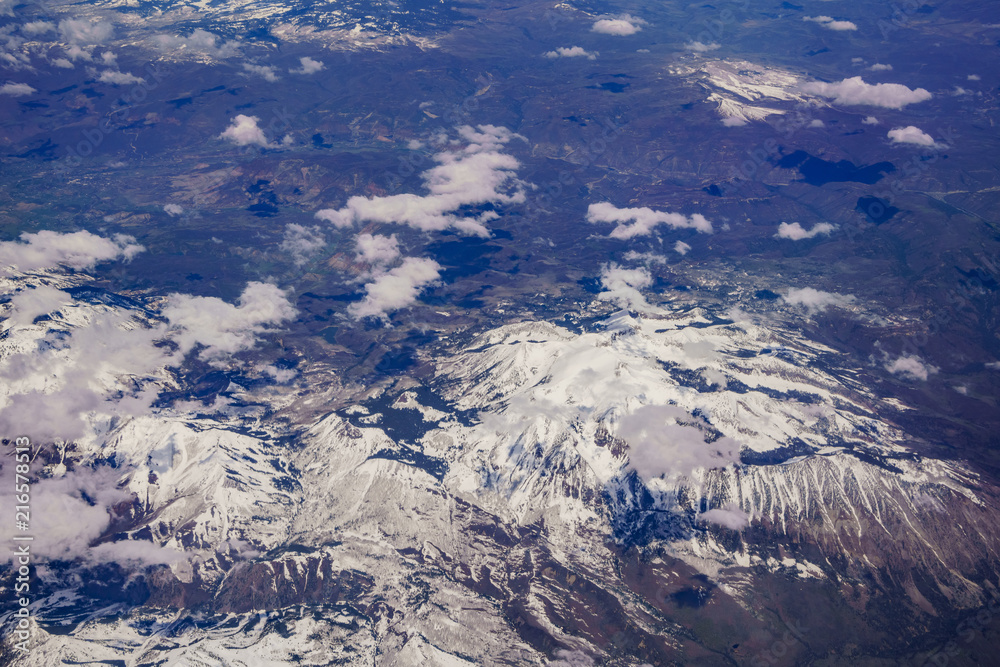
[21,21,55,36]
[290,56,324,74]
[544,46,598,60]
[219,114,270,147]
[163,282,296,363]
[622,250,666,265]
[0,230,142,273]
[887,125,937,147]
[548,649,596,667]
[967,74,980,81]
[163,204,184,217]
[5,284,72,327]
[64,45,93,62]
[598,263,652,310]
[280,223,326,266]
[0,81,35,96]
[700,503,750,530]
[686,41,720,52]
[885,355,936,381]
[674,240,691,255]
[591,14,646,36]
[587,202,713,239]
[775,222,836,240]
[808,119,825,127]
[721,117,747,127]
[315,125,526,237]
[154,29,240,59]
[862,115,879,124]
[783,287,856,314]
[355,233,400,267]
[348,257,441,320]
[870,63,893,71]
[59,18,114,44]
[98,69,144,85]
[263,364,296,383]
[243,63,279,82]
[803,15,857,31]
[618,404,741,483]
[800,76,931,108]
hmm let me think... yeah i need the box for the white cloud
[0,81,35,96]
[887,125,937,147]
[885,355,936,381]
[686,41,720,52]
[598,263,652,310]
[263,364,296,383]
[315,125,526,237]
[163,203,184,217]
[98,69,144,85]
[21,21,55,36]
[5,284,71,326]
[0,231,297,449]
[0,312,167,441]
[59,19,114,44]
[617,404,741,483]
[870,63,893,71]
[280,223,326,266]
[548,649,596,667]
[800,76,932,108]
[544,46,597,60]
[290,56,324,74]
[348,257,441,320]
[782,287,856,314]
[674,240,691,255]
[968,74,980,81]
[243,63,279,82]
[721,117,747,127]
[219,114,270,147]
[985,361,1000,370]
[0,467,179,565]
[808,119,825,127]
[163,282,296,363]
[803,15,857,31]
[586,202,713,239]
[0,230,143,273]
[0,287,288,441]
[355,233,400,266]
[700,503,750,530]
[591,14,645,36]
[64,45,93,62]
[154,29,240,59]
[862,115,879,125]
[775,222,836,240]
[51,58,74,69]
[622,250,666,265]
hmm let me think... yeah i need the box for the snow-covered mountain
[6,274,999,665]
